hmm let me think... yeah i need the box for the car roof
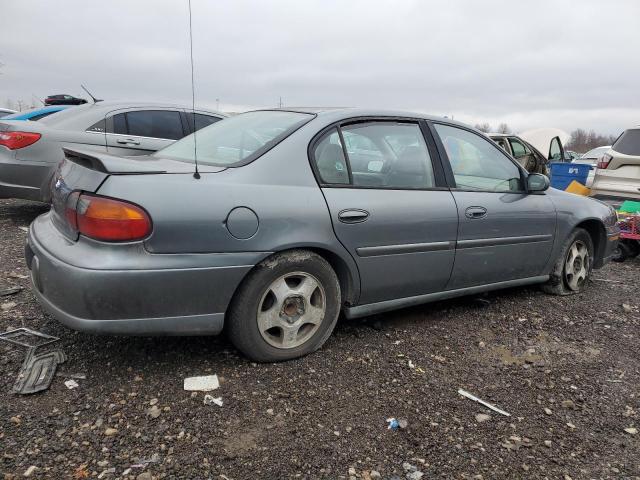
[260,107,472,128]
[38,101,227,130]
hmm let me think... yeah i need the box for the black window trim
[428,120,530,194]
[307,116,449,191]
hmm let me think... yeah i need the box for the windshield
[157,110,314,166]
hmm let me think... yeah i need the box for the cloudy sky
[1,0,638,134]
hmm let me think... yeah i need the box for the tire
[612,241,635,263]
[226,250,341,362]
[542,228,594,295]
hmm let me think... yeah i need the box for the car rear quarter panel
[95,128,361,301]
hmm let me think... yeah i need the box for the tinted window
[342,123,435,189]
[112,113,127,135]
[28,112,56,121]
[126,110,184,140]
[613,129,640,156]
[186,113,221,133]
[435,124,523,192]
[313,129,349,184]
[87,119,106,133]
[157,110,313,166]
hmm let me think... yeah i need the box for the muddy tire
[542,228,594,295]
[226,250,341,362]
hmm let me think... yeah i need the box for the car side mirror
[527,173,550,192]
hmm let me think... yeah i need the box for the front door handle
[116,138,141,145]
[465,206,487,219]
[338,209,369,224]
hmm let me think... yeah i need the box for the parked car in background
[565,150,581,161]
[26,109,619,362]
[44,94,87,106]
[0,101,226,201]
[2,105,73,121]
[591,127,640,205]
[571,146,611,187]
[489,133,550,174]
[0,108,17,118]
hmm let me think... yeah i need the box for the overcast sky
[1,0,638,134]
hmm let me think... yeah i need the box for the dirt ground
[1,198,638,480]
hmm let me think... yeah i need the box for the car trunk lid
[50,148,226,239]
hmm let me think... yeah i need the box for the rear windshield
[612,129,640,156]
[156,110,313,166]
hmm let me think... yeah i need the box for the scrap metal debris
[458,388,511,417]
[0,286,23,297]
[1,327,65,394]
[13,349,66,394]
[183,374,219,391]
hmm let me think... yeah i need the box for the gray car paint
[26,108,619,337]
[0,101,225,201]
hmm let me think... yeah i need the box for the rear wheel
[226,250,341,362]
[542,228,593,295]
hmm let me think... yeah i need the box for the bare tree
[565,128,619,153]
[496,123,511,134]
[474,122,491,133]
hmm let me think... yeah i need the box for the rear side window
[613,129,640,156]
[112,113,127,135]
[508,138,530,158]
[126,110,184,140]
[312,122,436,189]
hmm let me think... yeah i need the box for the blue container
[549,162,591,190]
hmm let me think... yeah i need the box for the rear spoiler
[62,148,167,174]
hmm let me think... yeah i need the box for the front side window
[157,110,313,166]
[509,138,529,158]
[549,137,562,161]
[434,123,523,192]
[312,122,435,189]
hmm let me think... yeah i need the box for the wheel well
[575,219,606,266]
[304,247,356,305]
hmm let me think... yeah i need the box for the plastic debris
[203,394,223,407]
[458,388,510,417]
[183,374,219,391]
[13,349,66,394]
[0,327,60,349]
[64,379,79,389]
[386,417,408,430]
[408,360,415,369]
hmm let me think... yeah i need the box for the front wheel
[542,228,594,295]
[226,250,341,362]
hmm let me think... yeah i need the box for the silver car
[26,109,619,362]
[0,101,225,201]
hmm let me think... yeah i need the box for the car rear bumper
[26,213,269,335]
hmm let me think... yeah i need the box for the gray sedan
[26,109,619,362]
[0,101,225,202]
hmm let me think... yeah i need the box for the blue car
[2,105,72,121]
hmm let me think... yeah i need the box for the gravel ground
[1,198,639,480]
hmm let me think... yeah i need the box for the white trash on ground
[183,374,219,391]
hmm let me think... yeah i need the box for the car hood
[520,128,570,157]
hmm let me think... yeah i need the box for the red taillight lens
[67,194,152,241]
[597,153,613,169]
[0,132,41,150]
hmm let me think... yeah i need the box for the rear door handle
[465,206,487,219]
[338,209,369,224]
[116,138,141,145]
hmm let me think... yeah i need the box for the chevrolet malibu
[26,109,619,362]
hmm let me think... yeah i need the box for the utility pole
[278,96,283,108]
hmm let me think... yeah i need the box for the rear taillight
[0,131,41,150]
[597,153,613,169]
[65,193,152,242]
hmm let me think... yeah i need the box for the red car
[44,94,87,106]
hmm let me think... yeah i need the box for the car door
[311,119,459,305]
[431,122,556,290]
[103,109,187,155]
[508,137,538,172]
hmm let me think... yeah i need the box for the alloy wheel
[256,271,326,349]
[564,240,589,291]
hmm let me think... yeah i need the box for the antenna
[188,0,200,179]
[80,84,103,103]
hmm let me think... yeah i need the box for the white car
[572,146,611,187]
[0,108,17,118]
